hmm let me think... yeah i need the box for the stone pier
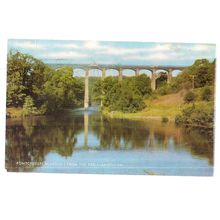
[151,68,157,91]
[102,68,106,78]
[84,69,89,109]
[119,68,123,81]
[167,68,173,84]
[135,68,139,76]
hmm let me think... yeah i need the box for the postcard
[5,39,215,175]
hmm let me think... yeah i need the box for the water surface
[5,107,213,176]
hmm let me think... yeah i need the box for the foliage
[194,60,215,88]
[157,59,215,95]
[7,52,84,114]
[175,114,183,125]
[175,103,214,129]
[156,72,167,89]
[22,96,38,116]
[156,84,172,95]
[93,74,151,113]
[6,71,26,107]
[132,74,152,97]
[184,91,196,103]
[6,107,23,118]
[43,66,84,113]
[7,52,46,107]
[201,86,213,101]
[161,117,169,123]
[89,77,102,104]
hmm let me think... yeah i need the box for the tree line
[157,59,215,95]
[172,59,215,129]
[93,74,152,113]
[7,51,215,130]
[92,58,215,130]
[7,52,84,116]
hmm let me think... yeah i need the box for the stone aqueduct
[54,64,187,109]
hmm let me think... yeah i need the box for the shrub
[157,86,168,95]
[175,114,183,125]
[184,91,196,103]
[22,96,37,116]
[94,75,149,113]
[202,87,213,101]
[175,103,214,129]
[161,117,169,123]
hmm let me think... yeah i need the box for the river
[5,107,213,176]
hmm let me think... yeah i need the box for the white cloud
[125,53,171,61]
[9,39,215,64]
[88,42,181,57]
[83,41,148,55]
[43,51,89,60]
[87,42,182,61]
[147,53,171,60]
[83,41,104,50]
[11,41,45,50]
[150,44,173,52]
[53,43,79,49]
[99,47,148,55]
[192,44,214,52]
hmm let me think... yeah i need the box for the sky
[8,39,216,76]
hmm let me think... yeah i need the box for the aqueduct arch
[55,64,187,109]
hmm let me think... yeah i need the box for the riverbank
[6,107,24,118]
[6,92,184,121]
[6,107,71,118]
[102,92,214,131]
[102,92,184,121]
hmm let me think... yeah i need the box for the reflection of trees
[90,114,213,164]
[90,115,176,150]
[181,127,213,165]
[90,115,150,149]
[6,111,214,171]
[6,114,83,171]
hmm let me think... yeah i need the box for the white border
[0,1,219,220]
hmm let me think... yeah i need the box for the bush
[175,103,214,129]
[202,87,213,101]
[184,91,196,103]
[175,114,183,125]
[94,75,150,113]
[22,96,37,116]
[157,86,169,95]
[161,117,169,123]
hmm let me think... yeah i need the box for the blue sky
[8,39,216,76]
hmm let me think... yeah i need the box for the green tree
[202,86,213,101]
[22,96,37,116]
[43,66,84,112]
[7,52,47,107]
[156,72,167,89]
[130,74,152,97]
[184,91,196,103]
[7,71,26,106]
[7,52,84,114]
[93,75,151,113]
[186,59,215,88]
[175,103,214,129]
[163,59,215,94]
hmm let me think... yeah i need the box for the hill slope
[103,90,187,120]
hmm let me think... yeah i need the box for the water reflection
[5,108,213,175]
